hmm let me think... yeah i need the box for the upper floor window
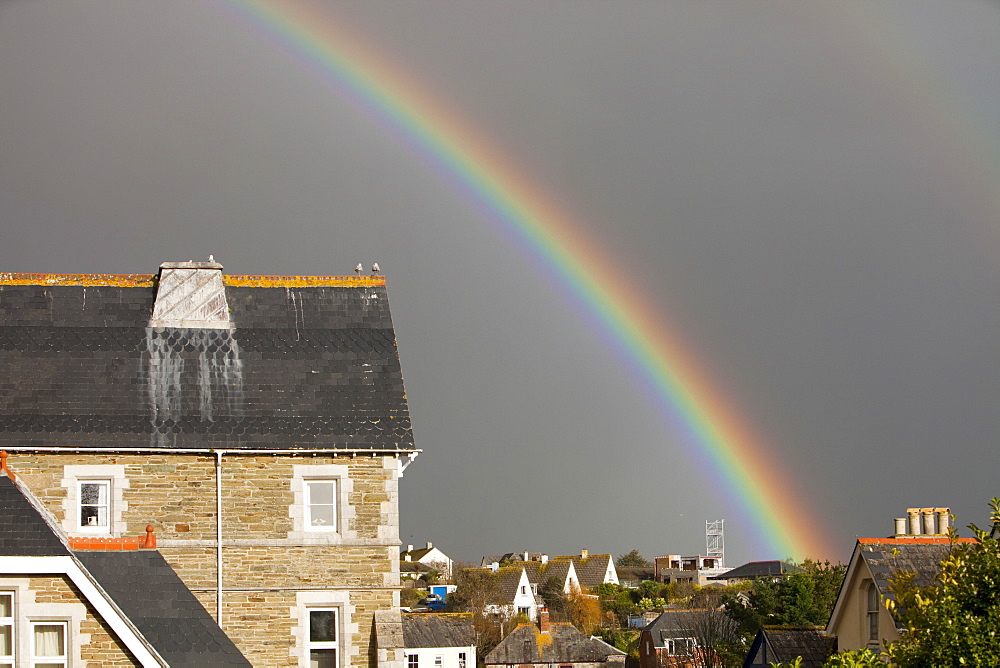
[407,654,419,668]
[30,621,66,668]
[305,481,337,531]
[308,609,338,667]
[866,581,879,642]
[0,593,12,668]
[458,652,466,668]
[78,481,110,531]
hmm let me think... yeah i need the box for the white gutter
[215,449,224,627]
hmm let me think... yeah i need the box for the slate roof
[710,560,803,580]
[521,560,573,589]
[485,622,625,665]
[0,475,69,556]
[641,609,707,648]
[551,553,615,589]
[743,626,836,668]
[0,271,414,451]
[401,613,475,649]
[495,566,528,604]
[76,551,250,667]
[856,537,974,618]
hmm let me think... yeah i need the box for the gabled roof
[0,266,415,452]
[551,553,615,589]
[77,551,249,667]
[495,566,530,604]
[857,537,973,614]
[485,622,625,664]
[826,536,976,635]
[711,560,803,580]
[521,559,574,589]
[743,626,836,667]
[401,613,475,649]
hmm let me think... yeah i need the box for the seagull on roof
[355,263,363,274]
[372,263,380,274]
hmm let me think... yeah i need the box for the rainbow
[213,0,837,560]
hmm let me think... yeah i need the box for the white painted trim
[0,556,164,666]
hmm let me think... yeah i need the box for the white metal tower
[706,519,724,567]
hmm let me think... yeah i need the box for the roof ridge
[0,273,386,287]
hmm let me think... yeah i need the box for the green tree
[884,498,1000,666]
[616,549,651,569]
[724,560,845,643]
[821,648,884,667]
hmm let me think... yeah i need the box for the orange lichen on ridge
[224,275,386,287]
[0,273,156,287]
[0,273,386,288]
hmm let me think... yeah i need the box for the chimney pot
[581,549,589,559]
[539,606,550,633]
[407,544,413,552]
[938,509,951,534]
[426,541,432,549]
[921,508,937,536]
[894,518,907,536]
[908,509,921,535]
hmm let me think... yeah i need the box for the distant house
[826,506,968,653]
[617,566,656,588]
[402,542,454,579]
[826,536,971,652]
[477,565,539,621]
[552,550,619,589]
[0,467,249,666]
[742,626,836,667]
[707,560,802,584]
[402,613,476,668]
[521,558,581,596]
[655,554,730,587]
[484,608,625,667]
[638,608,723,668]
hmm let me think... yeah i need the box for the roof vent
[150,261,231,329]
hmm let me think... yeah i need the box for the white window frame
[29,620,67,668]
[61,465,128,536]
[458,652,467,668]
[295,591,354,667]
[407,654,419,668]
[304,480,338,532]
[0,592,13,668]
[76,480,111,533]
[307,608,338,667]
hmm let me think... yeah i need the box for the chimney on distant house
[538,607,550,634]
[426,541,433,550]
[894,507,951,537]
[581,549,589,559]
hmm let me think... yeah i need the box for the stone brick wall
[11,451,404,667]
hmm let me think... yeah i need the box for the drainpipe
[215,450,225,627]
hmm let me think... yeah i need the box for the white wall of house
[403,645,474,668]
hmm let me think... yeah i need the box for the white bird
[371,263,380,274]
[355,263,363,274]
[208,254,215,262]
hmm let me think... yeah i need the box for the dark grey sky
[2,1,999,566]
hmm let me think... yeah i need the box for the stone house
[0,262,420,667]
[484,608,625,667]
